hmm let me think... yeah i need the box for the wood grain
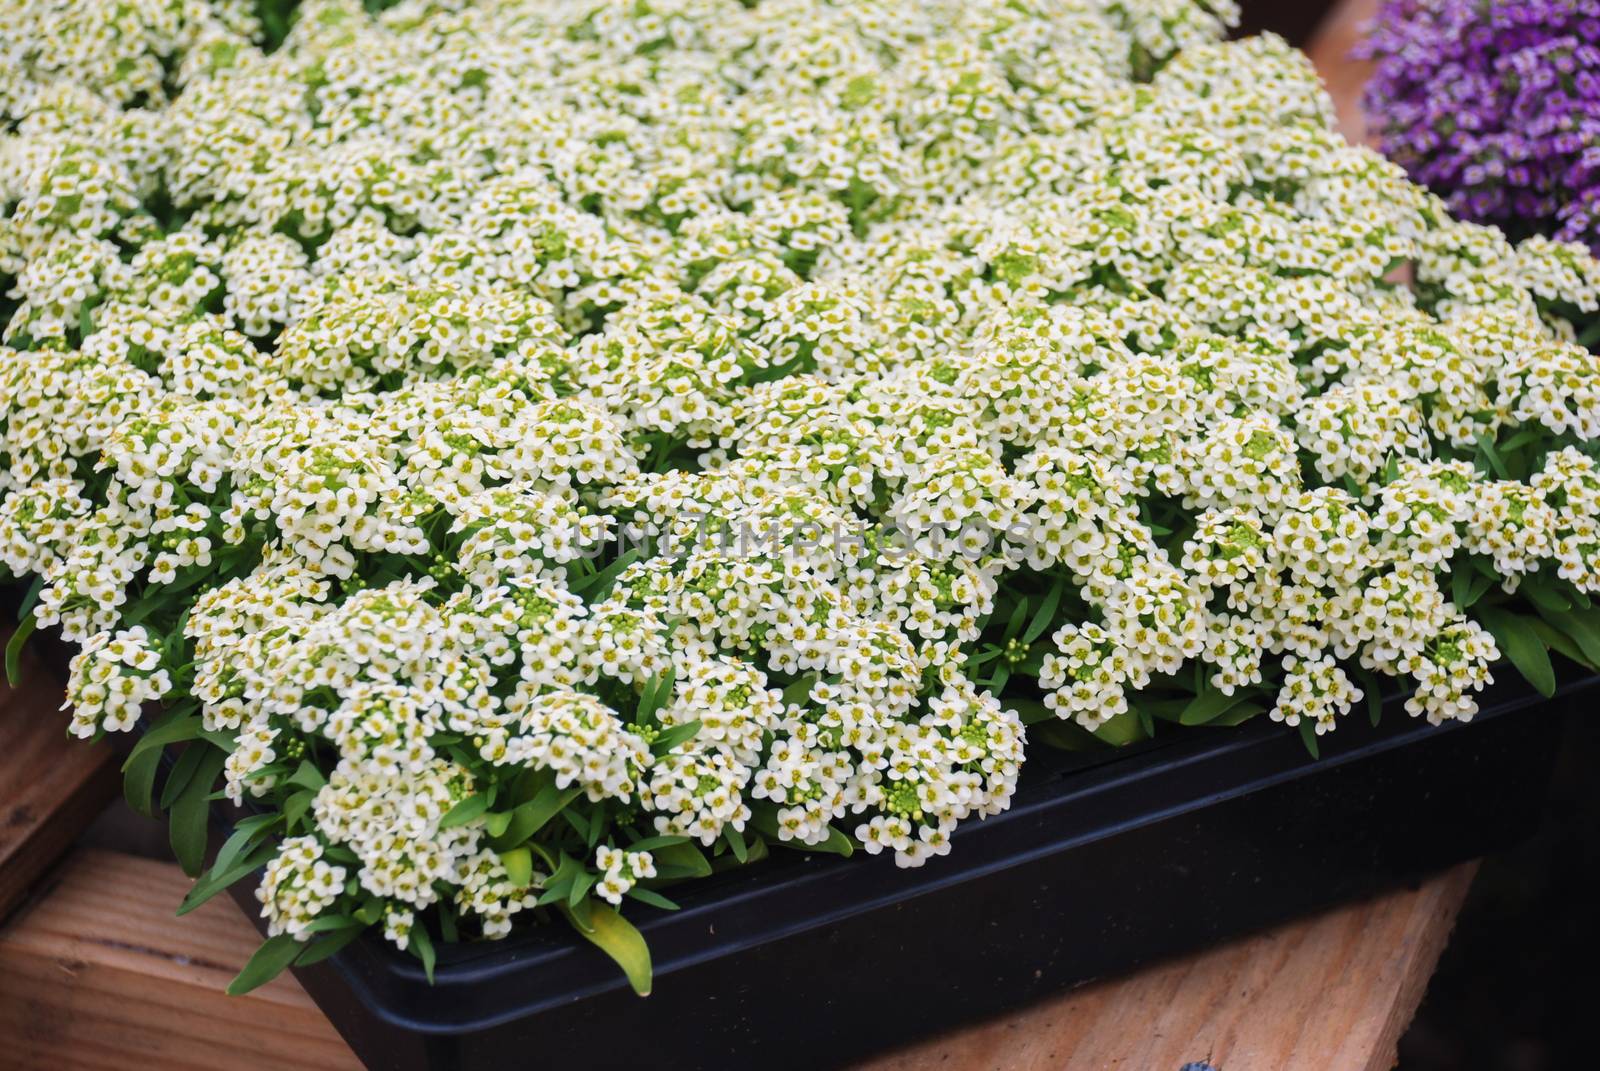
[0,642,118,922]
[0,850,361,1071]
[0,850,1473,1071]
[1305,0,1381,145]
[858,864,1477,1071]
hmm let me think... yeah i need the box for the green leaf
[649,719,701,755]
[410,923,437,985]
[488,782,583,851]
[563,807,591,841]
[635,668,676,727]
[1177,688,1246,726]
[1521,579,1572,614]
[1021,578,1065,645]
[1136,697,1189,724]
[652,840,714,877]
[210,814,279,877]
[971,647,1008,672]
[14,574,44,623]
[227,934,302,996]
[1000,597,1029,642]
[562,901,653,997]
[439,792,490,829]
[1475,432,1509,479]
[170,748,227,877]
[285,759,327,792]
[282,788,314,832]
[728,836,768,868]
[1530,618,1588,670]
[199,726,238,752]
[1092,709,1149,747]
[1029,719,1102,750]
[1463,572,1496,609]
[122,565,219,625]
[1209,701,1265,728]
[500,846,534,888]
[1477,607,1557,699]
[1297,720,1320,759]
[566,891,594,932]
[179,842,278,916]
[626,886,681,911]
[158,743,210,811]
[750,810,854,858]
[1579,317,1600,349]
[121,706,203,772]
[123,747,164,818]
[1498,427,1541,454]
[484,810,512,837]
[536,853,585,907]
[816,825,854,857]
[723,825,748,865]
[1450,558,1498,610]
[780,672,819,707]
[624,835,689,852]
[5,611,37,685]
[1354,668,1385,728]
[1534,607,1600,669]
[569,547,640,596]
[294,923,365,967]
[1006,698,1056,726]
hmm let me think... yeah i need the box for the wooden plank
[0,850,1472,1071]
[0,640,119,922]
[0,850,361,1071]
[860,863,1478,1071]
[1305,0,1381,146]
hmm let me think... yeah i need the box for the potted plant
[3,1,1600,1068]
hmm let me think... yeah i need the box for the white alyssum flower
[3,0,1598,962]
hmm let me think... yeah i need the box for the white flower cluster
[258,835,347,941]
[4,0,1600,958]
[62,625,172,737]
[595,846,656,906]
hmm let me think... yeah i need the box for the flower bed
[4,0,1600,1002]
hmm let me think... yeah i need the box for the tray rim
[258,668,1594,1036]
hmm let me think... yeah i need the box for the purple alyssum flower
[1360,0,1600,256]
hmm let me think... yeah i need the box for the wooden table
[0,848,1476,1071]
[0,650,117,923]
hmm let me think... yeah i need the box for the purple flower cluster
[1360,0,1600,255]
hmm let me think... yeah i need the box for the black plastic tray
[224,672,1592,1071]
